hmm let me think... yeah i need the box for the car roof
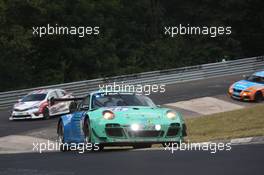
[254,71,264,77]
[28,89,59,95]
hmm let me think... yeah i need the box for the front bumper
[91,122,186,144]
[10,109,44,120]
[229,92,254,101]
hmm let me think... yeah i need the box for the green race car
[56,90,187,151]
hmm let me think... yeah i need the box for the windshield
[247,75,264,84]
[21,94,47,102]
[91,93,156,109]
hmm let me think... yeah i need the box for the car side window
[261,77,264,84]
[56,90,66,97]
[49,91,58,99]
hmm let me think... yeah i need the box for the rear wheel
[255,91,263,102]
[43,107,50,120]
[58,121,69,152]
[132,143,152,149]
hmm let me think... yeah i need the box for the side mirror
[156,105,161,108]
[18,99,22,103]
[80,105,89,111]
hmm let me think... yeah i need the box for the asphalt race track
[0,144,263,175]
[0,73,263,175]
[0,73,247,137]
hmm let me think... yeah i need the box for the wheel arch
[82,114,90,134]
[257,90,263,95]
[254,90,263,101]
[255,90,263,97]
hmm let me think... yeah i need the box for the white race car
[10,89,74,120]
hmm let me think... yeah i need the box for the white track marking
[0,97,253,154]
[231,137,253,144]
[166,97,243,115]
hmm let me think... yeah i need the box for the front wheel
[83,119,104,152]
[43,107,50,120]
[255,91,263,102]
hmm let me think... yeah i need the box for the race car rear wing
[49,96,88,112]
[52,97,85,102]
[49,96,86,106]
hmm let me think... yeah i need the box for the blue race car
[228,71,264,102]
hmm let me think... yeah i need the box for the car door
[70,96,90,142]
[48,91,60,116]
[56,89,69,114]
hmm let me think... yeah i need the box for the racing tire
[132,143,152,149]
[58,121,70,152]
[43,107,50,120]
[254,91,263,103]
[83,119,104,152]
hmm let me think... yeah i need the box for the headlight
[131,124,140,131]
[166,111,177,119]
[229,87,233,93]
[155,124,161,131]
[103,110,115,120]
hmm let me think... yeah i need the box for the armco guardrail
[0,56,264,109]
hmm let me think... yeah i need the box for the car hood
[232,80,263,91]
[14,101,41,110]
[91,106,180,124]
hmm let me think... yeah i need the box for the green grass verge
[185,104,264,142]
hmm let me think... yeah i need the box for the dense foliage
[0,0,263,91]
